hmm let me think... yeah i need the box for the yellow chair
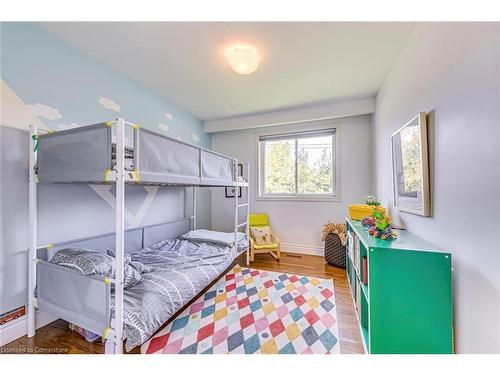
[248,214,280,262]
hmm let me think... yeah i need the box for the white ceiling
[40,22,415,121]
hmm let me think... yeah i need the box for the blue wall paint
[0,22,210,147]
[0,23,213,316]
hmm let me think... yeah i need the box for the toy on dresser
[362,206,397,241]
[361,216,375,227]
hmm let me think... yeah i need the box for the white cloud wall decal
[58,122,79,130]
[158,123,169,133]
[98,97,121,112]
[192,133,200,142]
[164,113,173,120]
[176,135,182,141]
[27,103,62,120]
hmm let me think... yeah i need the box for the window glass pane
[297,135,333,194]
[263,139,296,194]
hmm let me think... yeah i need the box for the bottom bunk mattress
[121,237,247,351]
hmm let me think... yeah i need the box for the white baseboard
[280,242,324,256]
[0,310,57,346]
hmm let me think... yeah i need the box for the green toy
[370,206,397,240]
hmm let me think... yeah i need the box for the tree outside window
[259,130,336,199]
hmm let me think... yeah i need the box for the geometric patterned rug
[141,266,340,354]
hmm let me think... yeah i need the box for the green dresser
[345,218,453,354]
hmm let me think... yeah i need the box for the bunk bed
[28,118,250,354]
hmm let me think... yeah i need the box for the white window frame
[256,120,341,202]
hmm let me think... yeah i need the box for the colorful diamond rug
[141,266,340,354]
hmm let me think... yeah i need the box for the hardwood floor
[1,252,364,354]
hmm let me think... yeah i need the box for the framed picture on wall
[390,112,431,216]
[225,163,243,198]
[225,186,242,198]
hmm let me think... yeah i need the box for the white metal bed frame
[27,118,250,354]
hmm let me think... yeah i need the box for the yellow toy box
[348,204,374,220]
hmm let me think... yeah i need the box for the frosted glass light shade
[226,46,260,75]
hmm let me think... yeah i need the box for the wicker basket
[324,233,346,269]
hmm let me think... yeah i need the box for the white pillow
[181,229,246,246]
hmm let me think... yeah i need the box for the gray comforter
[121,238,246,351]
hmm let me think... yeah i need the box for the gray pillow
[50,248,144,288]
[51,248,113,276]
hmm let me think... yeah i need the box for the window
[258,128,336,200]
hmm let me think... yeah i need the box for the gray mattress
[120,238,246,351]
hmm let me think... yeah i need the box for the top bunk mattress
[36,123,240,186]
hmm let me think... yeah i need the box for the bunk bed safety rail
[32,218,194,262]
[143,218,191,247]
[138,129,200,183]
[136,128,234,186]
[36,121,237,186]
[37,123,112,183]
[37,228,144,261]
[200,149,233,184]
[36,261,111,337]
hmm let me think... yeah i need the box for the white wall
[373,23,500,353]
[204,96,375,133]
[211,115,372,255]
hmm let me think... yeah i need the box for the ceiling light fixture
[226,45,260,75]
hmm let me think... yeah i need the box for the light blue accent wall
[0,22,210,147]
[0,23,213,317]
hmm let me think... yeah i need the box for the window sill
[256,195,341,203]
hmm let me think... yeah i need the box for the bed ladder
[233,160,250,266]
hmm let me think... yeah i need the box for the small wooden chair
[248,213,280,262]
